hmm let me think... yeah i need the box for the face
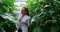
[21,8,26,15]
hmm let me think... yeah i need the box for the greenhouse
[0,0,60,32]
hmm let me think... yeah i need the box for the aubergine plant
[26,0,60,32]
[0,0,16,32]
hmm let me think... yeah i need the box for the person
[17,7,31,32]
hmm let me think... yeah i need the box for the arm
[22,22,28,26]
[27,19,31,26]
[22,18,31,26]
[12,11,20,15]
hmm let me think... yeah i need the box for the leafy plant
[0,0,17,32]
[27,0,60,32]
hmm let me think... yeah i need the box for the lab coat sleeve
[26,18,31,26]
[12,11,20,15]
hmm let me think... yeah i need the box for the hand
[22,22,28,26]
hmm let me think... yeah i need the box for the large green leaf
[2,5,9,12]
[33,26,43,32]
[50,26,59,32]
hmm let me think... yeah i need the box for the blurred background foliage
[26,0,60,32]
[0,0,16,32]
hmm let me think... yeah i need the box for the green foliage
[0,16,16,32]
[0,0,15,13]
[27,0,60,32]
[0,0,16,32]
[26,0,40,17]
[33,26,43,32]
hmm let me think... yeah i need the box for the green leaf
[2,5,9,12]
[50,26,59,32]
[33,26,43,32]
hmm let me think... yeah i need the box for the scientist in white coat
[16,7,31,32]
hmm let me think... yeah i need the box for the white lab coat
[13,11,31,32]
